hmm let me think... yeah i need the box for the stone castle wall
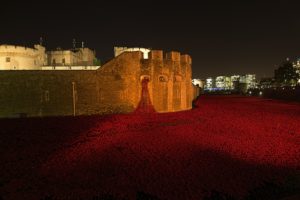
[0,50,198,118]
[47,50,80,66]
[0,45,46,70]
[141,50,193,112]
[114,47,151,59]
[80,48,95,65]
[0,44,96,70]
[47,48,95,66]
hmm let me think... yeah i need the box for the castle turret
[0,44,46,70]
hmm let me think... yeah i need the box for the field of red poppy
[1,95,300,200]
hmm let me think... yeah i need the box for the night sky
[1,1,300,79]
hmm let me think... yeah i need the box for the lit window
[6,57,10,62]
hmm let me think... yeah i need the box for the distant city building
[114,47,151,59]
[0,44,100,70]
[192,79,205,88]
[215,76,231,90]
[205,77,214,90]
[230,75,240,90]
[203,74,257,92]
[293,58,300,83]
[240,74,257,89]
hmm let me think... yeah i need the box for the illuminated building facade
[215,76,231,90]
[240,74,257,89]
[293,58,300,83]
[0,44,99,70]
[47,47,96,66]
[230,75,240,90]
[0,44,47,70]
[203,74,257,91]
[204,77,214,90]
[192,79,205,88]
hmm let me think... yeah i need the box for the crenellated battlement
[180,54,192,64]
[113,46,191,64]
[0,44,47,70]
[0,45,43,55]
[146,50,192,64]
[166,51,181,61]
[148,50,163,60]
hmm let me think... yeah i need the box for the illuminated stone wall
[46,50,79,65]
[0,44,96,70]
[80,48,96,65]
[114,47,151,59]
[0,51,197,118]
[0,45,46,70]
[46,48,95,66]
[141,51,194,112]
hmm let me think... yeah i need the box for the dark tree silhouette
[274,60,299,86]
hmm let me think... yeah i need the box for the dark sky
[1,0,300,79]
